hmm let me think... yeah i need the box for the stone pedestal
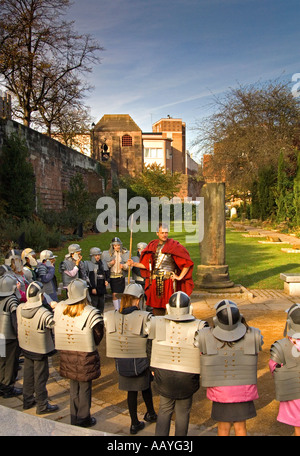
[280,273,300,296]
[196,182,234,289]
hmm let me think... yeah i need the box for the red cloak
[139,238,194,309]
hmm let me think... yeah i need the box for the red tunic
[139,238,194,309]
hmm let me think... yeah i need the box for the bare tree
[0,0,103,128]
[192,79,300,194]
[51,104,94,150]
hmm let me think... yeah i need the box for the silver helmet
[165,291,195,321]
[68,244,82,255]
[39,250,57,262]
[64,279,88,305]
[212,300,246,342]
[137,242,147,251]
[5,249,22,265]
[26,281,44,305]
[123,283,144,299]
[284,303,300,338]
[0,274,18,297]
[89,247,102,264]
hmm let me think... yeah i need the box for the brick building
[91,114,143,177]
[152,117,186,174]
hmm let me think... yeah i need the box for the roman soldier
[128,223,194,315]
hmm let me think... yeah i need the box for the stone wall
[0,119,104,211]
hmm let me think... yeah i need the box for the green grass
[226,229,299,289]
[53,226,300,290]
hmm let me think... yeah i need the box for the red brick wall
[0,119,104,211]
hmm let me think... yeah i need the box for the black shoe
[144,412,157,423]
[130,421,145,435]
[3,387,22,398]
[23,400,36,410]
[78,417,97,428]
[36,403,59,415]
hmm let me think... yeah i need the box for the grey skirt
[118,368,151,392]
[211,401,256,422]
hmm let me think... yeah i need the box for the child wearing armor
[54,279,103,427]
[35,250,58,301]
[0,274,22,398]
[102,237,129,311]
[84,247,109,314]
[5,249,28,301]
[59,244,87,294]
[16,281,59,414]
[150,291,208,436]
[104,283,157,435]
[194,300,263,436]
[269,303,300,436]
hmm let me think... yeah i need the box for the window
[144,148,163,158]
[122,134,132,146]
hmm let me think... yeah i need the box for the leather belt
[152,270,175,280]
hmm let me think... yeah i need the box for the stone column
[196,182,234,289]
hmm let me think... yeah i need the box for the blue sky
[67,0,300,161]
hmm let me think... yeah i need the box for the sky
[5,0,300,163]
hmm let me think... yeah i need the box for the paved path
[0,287,298,437]
[230,221,300,247]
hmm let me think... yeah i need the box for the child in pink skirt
[269,303,300,436]
[195,300,263,436]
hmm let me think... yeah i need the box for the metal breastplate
[104,310,150,358]
[195,327,261,387]
[16,305,54,354]
[0,296,18,340]
[54,303,101,352]
[150,317,204,374]
[154,244,176,273]
[271,338,300,401]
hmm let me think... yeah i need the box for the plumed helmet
[21,248,37,266]
[39,250,57,262]
[284,303,300,338]
[212,300,246,342]
[68,244,82,255]
[137,242,147,251]
[64,279,88,305]
[165,291,195,321]
[123,283,144,299]
[26,281,44,305]
[0,274,18,297]
[90,247,102,256]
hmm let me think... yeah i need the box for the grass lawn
[53,226,300,290]
[226,229,300,289]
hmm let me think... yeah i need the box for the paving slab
[0,289,297,437]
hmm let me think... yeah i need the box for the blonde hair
[63,298,88,318]
[119,294,139,313]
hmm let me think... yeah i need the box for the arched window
[122,134,132,147]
